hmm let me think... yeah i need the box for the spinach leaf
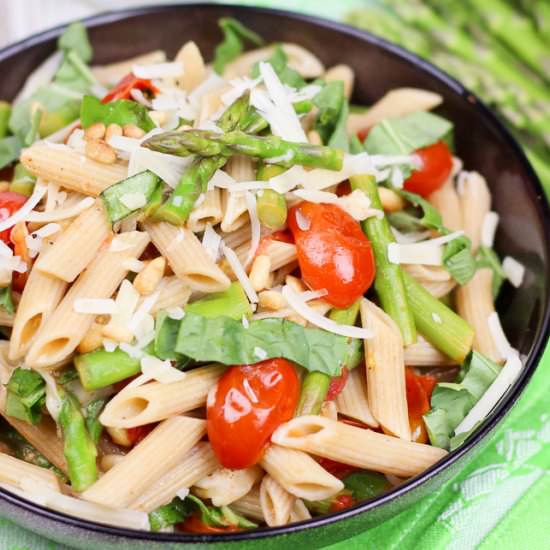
[313,81,349,151]
[149,496,194,532]
[343,471,391,500]
[0,286,14,315]
[0,136,22,170]
[5,368,46,425]
[58,22,92,63]
[213,17,264,75]
[174,312,356,376]
[187,495,257,529]
[84,398,107,444]
[80,95,155,131]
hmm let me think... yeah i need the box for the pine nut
[84,122,106,141]
[378,187,405,212]
[85,139,117,164]
[249,254,271,292]
[77,323,104,353]
[122,124,145,139]
[133,256,166,295]
[105,123,123,142]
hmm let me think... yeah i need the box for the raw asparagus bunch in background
[344,0,550,195]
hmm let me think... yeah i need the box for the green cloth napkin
[2,1,549,549]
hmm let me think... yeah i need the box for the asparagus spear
[57,387,97,492]
[144,130,344,170]
[256,162,287,229]
[350,175,416,346]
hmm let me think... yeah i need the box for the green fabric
[2,1,549,549]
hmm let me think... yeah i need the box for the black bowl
[0,4,549,549]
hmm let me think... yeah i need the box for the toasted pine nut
[133,256,166,295]
[285,275,306,293]
[77,323,104,353]
[84,122,106,141]
[324,64,355,99]
[258,290,286,311]
[378,187,405,212]
[122,124,145,139]
[249,254,271,292]
[106,427,132,447]
[149,111,166,126]
[0,181,10,192]
[85,139,117,164]
[105,123,123,142]
[101,323,134,344]
[307,130,323,145]
[320,400,338,420]
[100,454,126,472]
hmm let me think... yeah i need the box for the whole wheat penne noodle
[361,299,410,440]
[99,364,225,428]
[428,178,463,231]
[221,223,251,250]
[404,336,458,367]
[271,261,299,288]
[35,200,110,283]
[458,171,491,251]
[25,231,150,369]
[175,42,206,91]
[193,465,263,506]
[260,445,343,501]
[421,279,457,298]
[91,50,166,86]
[324,64,354,99]
[347,88,443,135]
[320,400,338,421]
[149,276,192,314]
[403,264,452,283]
[9,268,68,361]
[195,88,228,127]
[82,416,206,507]
[187,188,223,232]
[290,498,311,523]
[0,453,60,492]
[265,240,298,271]
[456,268,501,363]
[231,486,264,522]
[335,366,379,427]
[221,190,250,233]
[132,442,219,512]
[0,309,14,327]
[145,222,230,293]
[21,144,128,197]
[260,475,295,527]
[272,416,447,478]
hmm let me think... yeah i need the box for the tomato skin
[0,192,28,245]
[326,367,349,401]
[329,494,356,513]
[288,202,376,308]
[126,423,156,446]
[405,368,437,443]
[357,127,370,143]
[102,73,159,103]
[178,515,242,533]
[317,457,358,480]
[255,229,294,257]
[207,359,300,469]
[404,141,453,197]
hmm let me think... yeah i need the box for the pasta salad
[0,18,525,533]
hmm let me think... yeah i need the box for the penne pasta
[259,475,295,527]
[173,41,206,92]
[99,364,225,428]
[25,231,150,369]
[458,171,491,251]
[91,50,166,86]
[149,276,192,314]
[221,191,250,233]
[335,366,379,427]
[187,188,223,232]
[0,452,61,492]
[428,176,463,232]
[404,336,458,367]
[232,486,264,522]
[361,299,411,441]
[265,240,298,271]
[260,444,343,501]
[290,498,312,523]
[272,416,447,478]
[0,309,14,327]
[21,144,128,196]
[82,416,206,507]
[145,222,230,293]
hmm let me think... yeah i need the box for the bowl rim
[1,2,549,545]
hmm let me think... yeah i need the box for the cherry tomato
[126,423,156,446]
[329,494,356,513]
[10,222,30,292]
[255,229,294,257]
[326,367,349,401]
[102,73,159,103]
[288,202,375,308]
[178,515,242,533]
[405,368,437,443]
[404,141,453,197]
[317,457,359,480]
[357,127,370,143]
[0,192,27,245]
[207,358,300,469]
[335,180,351,197]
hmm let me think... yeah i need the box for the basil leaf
[443,236,476,285]
[85,398,107,444]
[58,368,79,385]
[154,311,185,362]
[80,95,155,132]
[476,246,506,298]
[58,22,93,63]
[186,495,257,529]
[343,471,390,500]
[251,44,306,88]
[399,190,444,232]
[0,286,14,315]
[423,351,501,449]
[213,17,264,75]
[149,496,194,532]
[0,136,22,170]
[6,368,46,425]
[364,111,453,156]
[175,313,354,376]
[387,209,427,233]
[314,81,349,151]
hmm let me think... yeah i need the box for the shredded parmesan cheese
[133,62,184,79]
[481,211,499,248]
[502,256,525,288]
[244,191,260,266]
[120,192,147,210]
[222,244,258,304]
[140,355,186,384]
[0,184,47,232]
[487,311,514,361]
[26,196,94,223]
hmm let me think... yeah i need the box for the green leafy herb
[174,312,355,376]
[10,162,36,196]
[251,44,306,88]
[349,133,364,155]
[100,170,161,223]
[399,190,444,231]
[58,22,93,63]
[443,235,477,285]
[313,81,349,151]
[213,17,264,75]
[57,368,79,385]
[154,311,185,362]
[187,494,257,529]
[149,496,194,532]
[5,368,46,425]
[0,136,22,170]
[343,471,391,500]
[476,246,506,298]
[80,95,155,131]
[0,101,11,138]
[84,398,107,444]
[423,351,501,449]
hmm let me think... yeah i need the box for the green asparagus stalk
[0,101,11,138]
[185,281,252,319]
[402,271,474,363]
[75,348,141,391]
[85,398,107,444]
[256,162,287,229]
[144,130,344,170]
[57,387,97,492]
[350,174,416,346]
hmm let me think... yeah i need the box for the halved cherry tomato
[102,73,159,103]
[0,192,27,245]
[178,515,242,533]
[404,141,453,197]
[126,423,156,446]
[255,229,294,257]
[326,367,349,401]
[329,494,356,513]
[10,222,31,292]
[288,202,375,308]
[207,358,300,469]
[335,180,351,197]
[317,457,358,480]
[357,127,370,143]
[406,368,437,443]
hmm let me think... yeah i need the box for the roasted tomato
[405,368,437,443]
[207,358,300,469]
[326,368,349,401]
[288,202,375,308]
[178,515,242,533]
[102,73,159,103]
[0,192,27,245]
[404,141,453,197]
